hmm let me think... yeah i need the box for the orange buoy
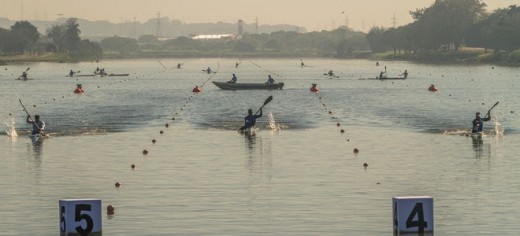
[115,182,121,188]
[131,164,136,169]
[428,84,438,92]
[152,139,156,144]
[192,85,202,93]
[310,83,320,92]
[142,149,149,155]
[74,84,84,93]
[354,148,359,153]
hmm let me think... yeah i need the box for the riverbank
[1,49,519,66]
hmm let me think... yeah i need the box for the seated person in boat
[228,73,238,83]
[18,71,28,80]
[244,108,262,130]
[400,70,408,78]
[266,75,276,84]
[472,111,490,133]
[379,71,386,79]
[177,63,182,69]
[206,67,212,74]
[27,114,45,135]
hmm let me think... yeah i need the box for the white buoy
[392,196,433,234]
[59,199,102,235]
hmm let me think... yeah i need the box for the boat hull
[213,81,284,90]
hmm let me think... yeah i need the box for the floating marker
[393,196,434,234]
[353,148,359,153]
[106,205,115,215]
[115,182,121,187]
[59,199,102,235]
[142,150,148,155]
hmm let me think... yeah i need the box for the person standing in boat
[27,114,45,135]
[244,108,262,130]
[206,67,212,74]
[228,73,238,83]
[472,111,490,133]
[266,75,276,84]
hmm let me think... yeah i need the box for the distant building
[192,34,239,40]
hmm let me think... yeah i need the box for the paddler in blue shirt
[244,108,262,130]
[472,111,490,133]
[27,114,45,135]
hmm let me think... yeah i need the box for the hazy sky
[2,0,518,32]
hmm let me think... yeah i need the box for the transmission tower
[156,11,162,38]
[392,13,397,28]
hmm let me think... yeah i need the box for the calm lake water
[1,58,520,235]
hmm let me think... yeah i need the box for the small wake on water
[4,113,18,137]
[442,115,505,137]
[267,112,282,131]
[493,115,504,136]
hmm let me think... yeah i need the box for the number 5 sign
[392,196,433,234]
[59,199,102,235]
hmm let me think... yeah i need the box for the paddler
[472,111,490,133]
[27,114,45,135]
[243,108,262,130]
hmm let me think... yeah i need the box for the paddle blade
[263,96,273,106]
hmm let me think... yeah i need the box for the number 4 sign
[59,199,102,235]
[393,196,433,234]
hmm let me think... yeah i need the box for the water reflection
[470,135,491,159]
[30,137,44,158]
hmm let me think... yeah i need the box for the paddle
[238,96,273,131]
[472,101,499,132]
[19,99,43,134]
[485,101,499,118]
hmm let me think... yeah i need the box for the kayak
[29,133,50,142]
[213,81,284,90]
[239,127,258,137]
[108,73,130,76]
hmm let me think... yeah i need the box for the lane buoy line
[249,60,365,162]
[16,65,171,135]
[131,60,222,163]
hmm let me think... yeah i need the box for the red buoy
[310,83,320,92]
[193,86,202,93]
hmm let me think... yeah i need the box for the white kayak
[29,133,50,142]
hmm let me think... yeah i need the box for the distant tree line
[0,18,102,60]
[367,1,520,60]
[99,27,369,58]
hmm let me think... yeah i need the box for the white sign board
[59,199,102,235]
[393,196,433,234]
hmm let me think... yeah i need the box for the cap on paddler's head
[476,112,481,116]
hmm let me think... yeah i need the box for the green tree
[65,18,81,53]
[10,21,40,53]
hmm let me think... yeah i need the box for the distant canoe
[378,76,406,80]
[212,81,284,90]
[68,73,129,77]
